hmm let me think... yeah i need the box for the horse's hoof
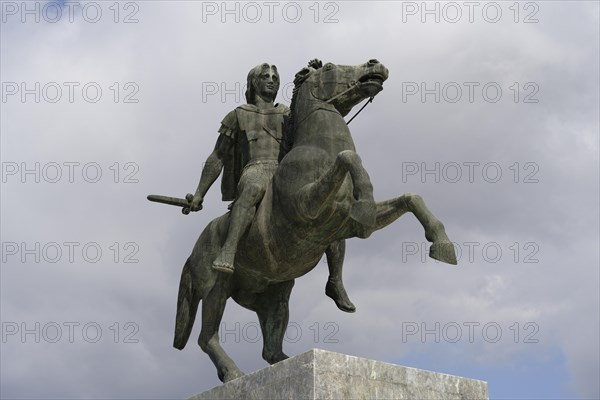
[326,280,356,313]
[273,352,289,363]
[429,241,458,265]
[350,200,376,229]
[264,351,289,365]
[220,368,245,383]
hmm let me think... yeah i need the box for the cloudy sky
[1,1,598,399]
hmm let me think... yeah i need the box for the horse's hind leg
[198,276,243,383]
[254,280,295,364]
[373,193,457,265]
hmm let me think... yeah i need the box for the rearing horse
[172,59,457,383]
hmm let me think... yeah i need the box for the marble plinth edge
[188,348,488,399]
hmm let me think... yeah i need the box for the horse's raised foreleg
[374,193,457,265]
[298,150,375,227]
[254,280,295,365]
[197,277,244,383]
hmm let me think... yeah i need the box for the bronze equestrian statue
[150,59,457,383]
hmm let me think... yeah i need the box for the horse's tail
[173,258,200,350]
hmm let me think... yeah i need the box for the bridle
[294,80,376,130]
[324,81,374,125]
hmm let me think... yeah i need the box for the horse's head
[292,59,389,118]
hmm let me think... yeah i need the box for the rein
[346,97,373,125]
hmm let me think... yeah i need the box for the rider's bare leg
[213,182,264,273]
[325,240,356,313]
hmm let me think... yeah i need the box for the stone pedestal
[188,348,488,399]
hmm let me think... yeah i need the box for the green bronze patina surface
[148,59,457,383]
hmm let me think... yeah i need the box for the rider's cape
[219,103,290,201]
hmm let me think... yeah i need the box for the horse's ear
[294,67,312,86]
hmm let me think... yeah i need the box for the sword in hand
[147,193,201,215]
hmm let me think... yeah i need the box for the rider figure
[190,63,356,312]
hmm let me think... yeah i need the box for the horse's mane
[287,59,323,148]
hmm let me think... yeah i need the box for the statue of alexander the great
[148,59,457,383]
